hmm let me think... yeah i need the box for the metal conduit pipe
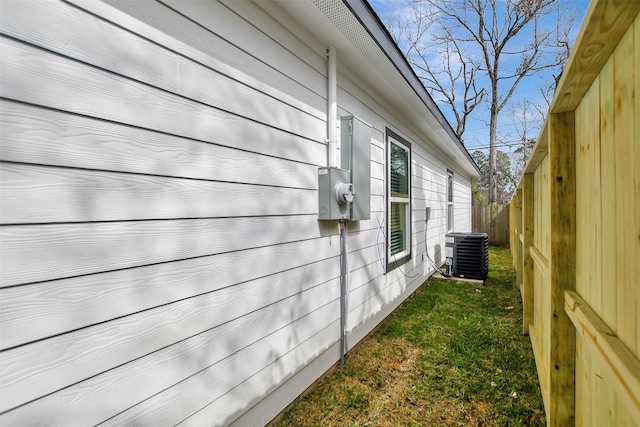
[327,46,338,167]
[327,46,347,364]
[339,220,348,364]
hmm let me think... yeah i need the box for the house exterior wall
[453,174,473,233]
[0,1,475,425]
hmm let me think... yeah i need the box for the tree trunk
[488,85,498,204]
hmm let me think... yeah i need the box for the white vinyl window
[387,131,411,268]
[447,169,454,232]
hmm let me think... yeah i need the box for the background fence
[472,205,509,247]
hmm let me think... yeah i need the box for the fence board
[522,174,534,334]
[613,24,637,356]
[547,111,577,425]
[565,291,640,422]
[471,205,509,246]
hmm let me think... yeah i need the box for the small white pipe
[327,46,338,167]
[339,219,347,364]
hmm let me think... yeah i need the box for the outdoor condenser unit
[445,232,489,280]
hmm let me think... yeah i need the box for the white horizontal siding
[346,267,425,350]
[454,175,473,232]
[0,39,324,160]
[0,101,320,189]
[1,0,326,137]
[179,320,341,427]
[123,326,339,426]
[0,163,318,224]
[2,284,340,425]
[163,0,327,97]
[0,216,336,287]
[228,340,342,427]
[1,258,339,411]
[0,238,339,349]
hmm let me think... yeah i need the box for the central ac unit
[445,232,489,280]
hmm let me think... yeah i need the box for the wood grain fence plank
[471,204,509,246]
[547,111,576,426]
[522,174,534,334]
[613,23,637,356]
[551,0,640,113]
[566,291,640,422]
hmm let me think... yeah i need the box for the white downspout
[327,46,347,364]
[327,46,338,167]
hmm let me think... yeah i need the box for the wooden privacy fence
[510,2,639,426]
[472,205,509,246]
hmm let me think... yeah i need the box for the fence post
[513,193,523,289]
[522,173,534,335]
[510,200,518,268]
[547,112,576,426]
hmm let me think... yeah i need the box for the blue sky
[367,0,590,156]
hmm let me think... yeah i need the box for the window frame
[447,168,454,232]
[386,129,412,271]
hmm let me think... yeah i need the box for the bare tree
[387,4,486,140]
[502,95,539,177]
[388,0,576,203]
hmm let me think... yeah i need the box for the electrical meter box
[341,116,371,221]
[318,167,353,220]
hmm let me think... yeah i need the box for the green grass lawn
[274,247,545,426]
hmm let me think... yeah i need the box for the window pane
[390,143,408,197]
[448,204,453,231]
[447,173,453,203]
[390,202,406,256]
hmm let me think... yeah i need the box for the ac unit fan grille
[445,233,489,280]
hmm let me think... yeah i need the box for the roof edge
[342,0,480,175]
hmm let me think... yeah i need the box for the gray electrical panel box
[318,167,352,220]
[341,116,371,221]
